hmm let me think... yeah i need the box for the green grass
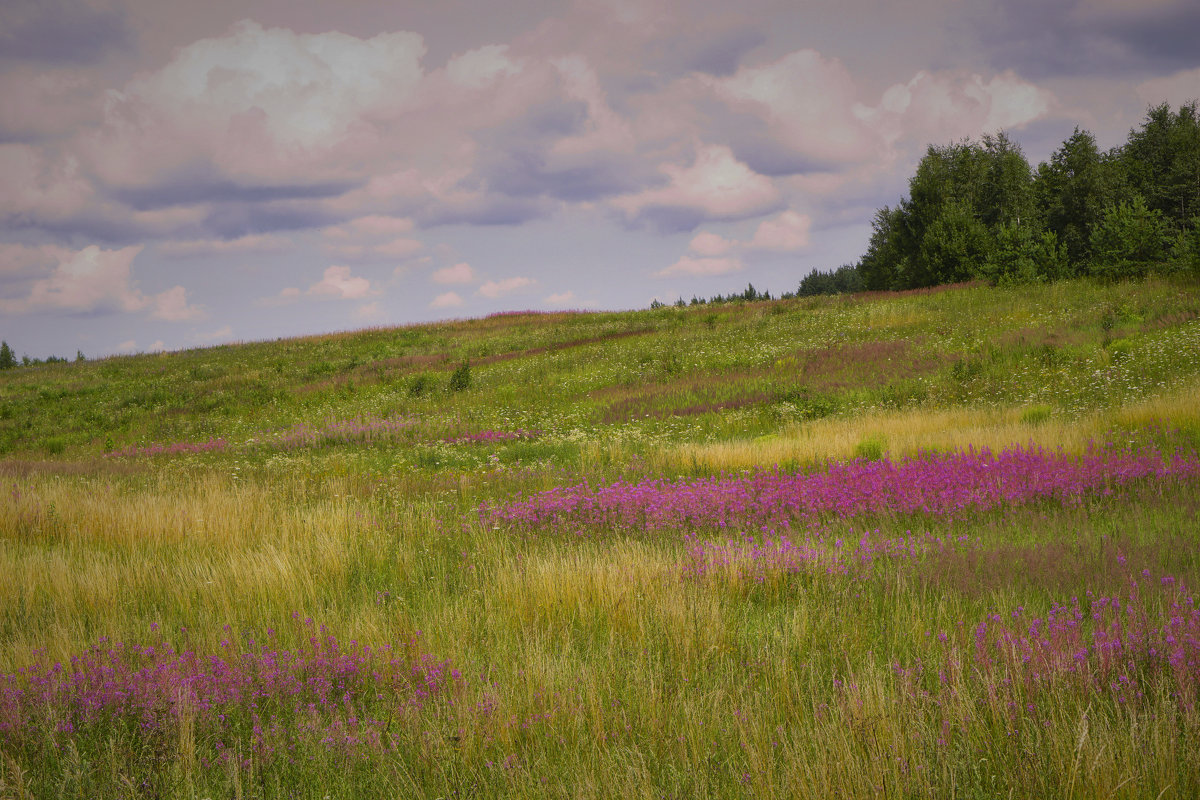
[1,275,1199,798]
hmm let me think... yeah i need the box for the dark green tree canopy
[849,101,1200,292]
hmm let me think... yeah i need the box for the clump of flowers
[481,442,1200,535]
[0,620,460,760]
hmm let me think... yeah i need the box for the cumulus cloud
[612,144,781,230]
[544,290,577,305]
[149,285,204,321]
[688,231,736,257]
[875,69,1055,145]
[431,262,476,284]
[749,210,811,251]
[430,290,463,309]
[477,276,535,298]
[446,44,521,89]
[84,20,427,190]
[354,301,383,320]
[0,242,204,320]
[711,50,882,165]
[307,265,375,299]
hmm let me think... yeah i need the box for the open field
[2,276,1200,798]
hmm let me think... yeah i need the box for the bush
[448,361,471,392]
[854,436,886,461]
[0,341,15,370]
[408,373,435,397]
[1088,196,1171,279]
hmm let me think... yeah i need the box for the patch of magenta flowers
[681,529,976,580]
[481,442,1200,534]
[913,569,1200,712]
[0,619,460,759]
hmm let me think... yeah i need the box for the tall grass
[2,276,1199,797]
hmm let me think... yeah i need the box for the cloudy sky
[2,0,1198,359]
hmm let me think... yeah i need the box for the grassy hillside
[2,276,1200,798]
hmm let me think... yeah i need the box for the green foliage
[1034,127,1124,270]
[1089,196,1172,280]
[1122,101,1200,228]
[448,360,472,392]
[797,264,863,296]
[1170,216,1200,276]
[1020,404,1053,425]
[856,103,1198,289]
[917,199,993,285]
[853,435,886,461]
[0,341,14,370]
[408,372,436,397]
[984,224,1066,285]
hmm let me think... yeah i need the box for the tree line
[804,101,1200,295]
[0,341,83,370]
[660,101,1198,308]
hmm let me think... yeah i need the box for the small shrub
[448,361,471,392]
[854,435,886,461]
[1020,404,1053,425]
[409,373,435,397]
[0,341,16,369]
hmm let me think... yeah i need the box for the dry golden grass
[657,378,1200,472]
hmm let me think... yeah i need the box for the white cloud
[878,70,1055,145]
[0,245,146,315]
[477,276,535,298]
[431,262,476,284]
[430,291,463,309]
[85,21,428,187]
[657,255,744,277]
[688,231,736,257]
[355,301,383,319]
[544,290,577,305]
[447,44,521,89]
[613,144,780,225]
[712,50,882,164]
[308,265,374,299]
[150,286,205,322]
[749,211,812,251]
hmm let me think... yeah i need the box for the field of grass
[2,275,1199,798]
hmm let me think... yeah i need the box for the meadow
[2,275,1199,798]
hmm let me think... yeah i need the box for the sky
[2,0,1198,359]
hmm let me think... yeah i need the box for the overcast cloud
[1,0,1197,358]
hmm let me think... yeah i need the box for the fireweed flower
[0,624,460,755]
[481,442,1200,535]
